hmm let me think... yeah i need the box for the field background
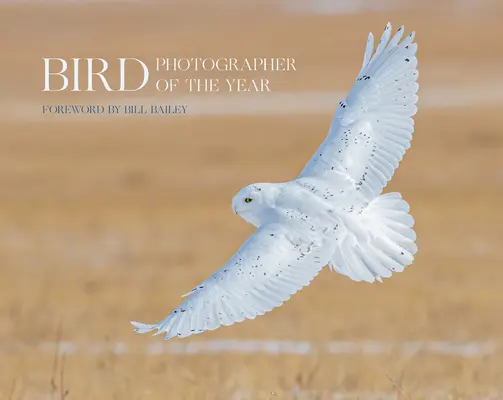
[1,1,503,399]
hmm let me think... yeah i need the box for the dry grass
[0,2,503,399]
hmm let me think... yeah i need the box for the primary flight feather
[131,22,419,340]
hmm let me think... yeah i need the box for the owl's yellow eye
[244,197,253,203]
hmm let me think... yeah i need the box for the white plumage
[131,22,419,340]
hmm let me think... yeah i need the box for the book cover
[1,1,502,399]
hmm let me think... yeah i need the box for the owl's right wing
[131,223,333,340]
[299,22,419,203]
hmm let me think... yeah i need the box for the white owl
[132,22,419,340]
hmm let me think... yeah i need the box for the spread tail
[329,192,417,283]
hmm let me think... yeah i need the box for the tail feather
[329,192,417,283]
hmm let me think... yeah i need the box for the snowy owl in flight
[132,22,419,340]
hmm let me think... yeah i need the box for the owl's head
[231,183,280,227]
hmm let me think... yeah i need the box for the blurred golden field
[1,1,503,399]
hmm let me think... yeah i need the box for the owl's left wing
[131,223,332,340]
[299,23,419,202]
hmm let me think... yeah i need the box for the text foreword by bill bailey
[41,104,188,115]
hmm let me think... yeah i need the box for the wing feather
[131,224,332,340]
[299,23,419,202]
[360,32,374,72]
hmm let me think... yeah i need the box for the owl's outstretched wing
[131,223,332,340]
[300,22,419,202]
